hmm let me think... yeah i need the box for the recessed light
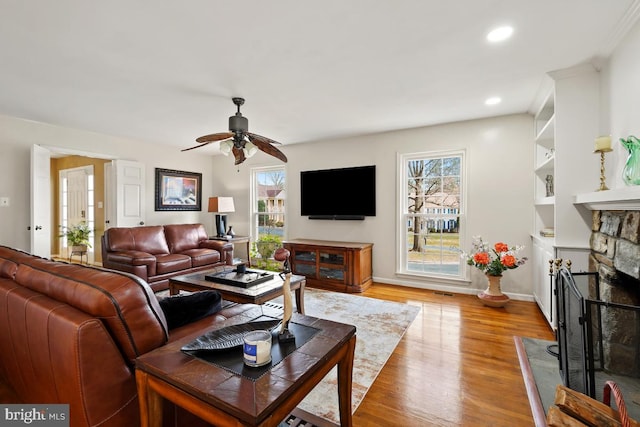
[487,26,514,43]
[485,97,501,106]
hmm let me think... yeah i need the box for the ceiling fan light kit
[219,139,233,156]
[183,97,287,165]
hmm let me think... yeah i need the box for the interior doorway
[30,144,116,262]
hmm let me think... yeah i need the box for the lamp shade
[219,139,233,156]
[243,141,258,158]
[208,196,235,213]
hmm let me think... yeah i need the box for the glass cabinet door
[319,267,344,281]
[293,263,316,277]
[294,250,316,262]
[319,251,344,265]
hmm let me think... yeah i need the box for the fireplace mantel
[573,187,640,211]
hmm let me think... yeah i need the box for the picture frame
[155,168,202,211]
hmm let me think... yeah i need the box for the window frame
[396,149,467,282]
[249,165,287,243]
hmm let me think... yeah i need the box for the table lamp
[208,197,235,237]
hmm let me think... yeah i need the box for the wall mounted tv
[300,165,376,220]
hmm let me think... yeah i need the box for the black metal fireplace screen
[556,267,640,398]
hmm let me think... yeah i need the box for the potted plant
[59,221,94,251]
[252,234,282,271]
[462,236,527,307]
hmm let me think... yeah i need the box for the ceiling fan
[182,97,287,165]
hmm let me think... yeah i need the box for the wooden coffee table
[169,267,306,315]
[135,311,356,427]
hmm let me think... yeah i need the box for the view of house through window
[401,151,464,277]
[250,166,286,269]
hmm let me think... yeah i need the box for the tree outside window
[403,152,463,277]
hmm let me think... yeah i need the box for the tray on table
[204,269,274,288]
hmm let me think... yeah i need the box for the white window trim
[249,165,287,243]
[396,149,468,282]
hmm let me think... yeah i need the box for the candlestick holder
[594,147,613,191]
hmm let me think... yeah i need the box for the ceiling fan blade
[247,134,288,163]
[247,132,282,145]
[181,141,215,152]
[195,132,234,143]
[232,146,246,165]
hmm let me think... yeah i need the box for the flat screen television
[300,165,376,220]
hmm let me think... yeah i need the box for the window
[250,166,286,242]
[398,151,465,279]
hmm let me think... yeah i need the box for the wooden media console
[283,239,373,293]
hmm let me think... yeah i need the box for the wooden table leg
[136,370,163,427]
[294,282,306,315]
[337,335,356,427]
[169,282,179,296]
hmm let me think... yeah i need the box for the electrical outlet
[0,197,9,207]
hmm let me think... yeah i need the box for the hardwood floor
[353,283,555,426]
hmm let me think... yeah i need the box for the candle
[595,136,612,152]
[243,330,272,367]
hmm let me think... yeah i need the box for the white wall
[211,113,534,296]
[0,114,217,251]
[602,18,640,187]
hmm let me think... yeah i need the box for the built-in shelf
[536,114,555,142]
[535,156,554,173]
[573,187,640,210]
[535,196,555,206]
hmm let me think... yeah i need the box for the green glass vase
[620,135,640,186]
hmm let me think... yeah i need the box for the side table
[135,313,356,427]
[210,235,251,267]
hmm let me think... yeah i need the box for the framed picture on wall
[155,168,202,211]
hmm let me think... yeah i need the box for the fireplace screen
[556,268,594,394]
[556,267,640,398]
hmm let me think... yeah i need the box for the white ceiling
[0,1,637,155]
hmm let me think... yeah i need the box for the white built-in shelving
[531,64,600,329]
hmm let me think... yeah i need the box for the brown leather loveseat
[0,245,260,427]
[101,223,232,291]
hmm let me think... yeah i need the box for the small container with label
[243,330,272,367]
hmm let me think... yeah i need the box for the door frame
[31,145,117,258]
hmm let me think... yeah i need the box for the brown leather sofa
[101,223,233,291]
[0,245,260,427]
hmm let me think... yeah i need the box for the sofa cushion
[14,258,168,363]
[155,254,192,274]
[105,226,170,255]
[181,248,221,267]
[0,246,41,266]
[159,290,223,330]
[107,251,156,265]
[164,223,209,253]
[0,258,17,279]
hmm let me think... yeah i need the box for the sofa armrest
[103,251,157,278]
[199,240,234,265]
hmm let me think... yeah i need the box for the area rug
[268,288,420,424]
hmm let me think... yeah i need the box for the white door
[30,144,51,257]
[67,168,89,225]
[112,160,146,227]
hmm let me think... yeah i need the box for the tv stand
[283,239,373,293]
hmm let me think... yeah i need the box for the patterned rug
[269,288,420,424]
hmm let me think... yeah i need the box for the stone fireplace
[588,210,640,377]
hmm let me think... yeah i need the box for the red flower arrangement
[464,236,527,276]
